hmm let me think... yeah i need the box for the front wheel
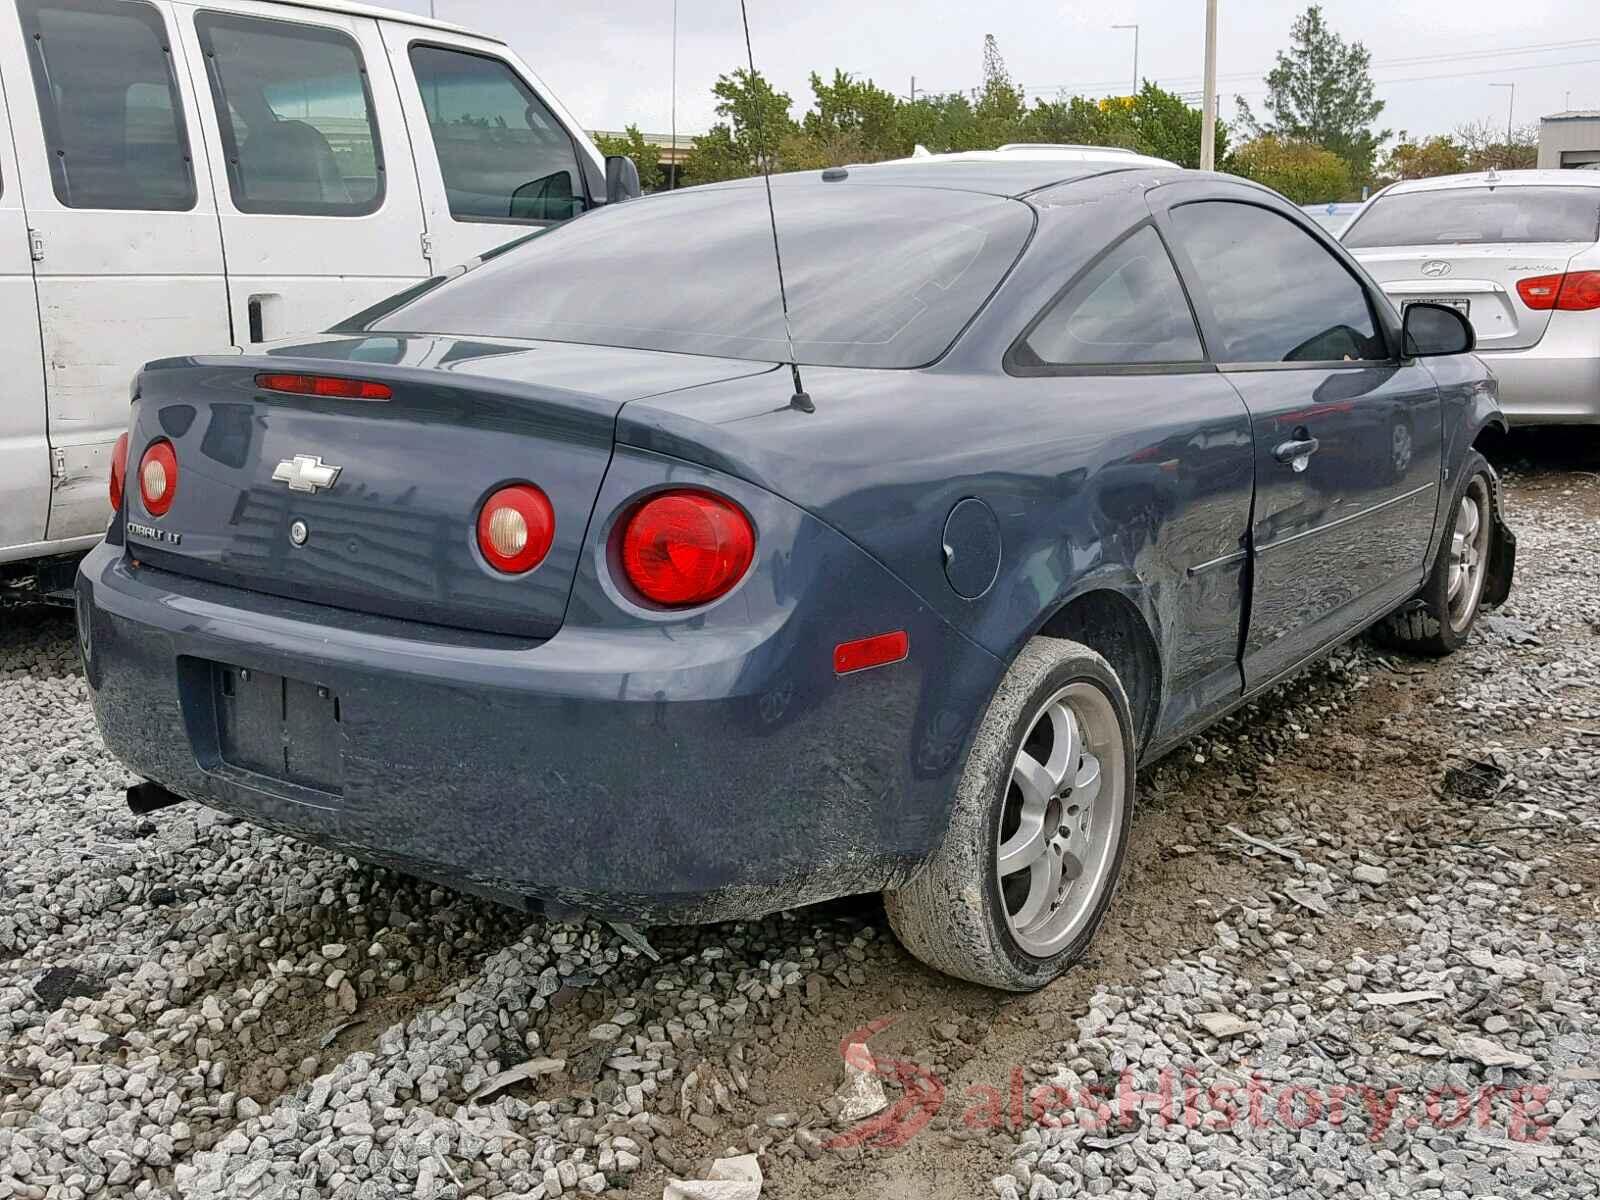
[884,637,1136,991]
[1375,451,1498,657]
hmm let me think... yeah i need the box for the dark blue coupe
[79,157,1515,990]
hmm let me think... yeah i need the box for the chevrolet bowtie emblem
[271,454,343,494]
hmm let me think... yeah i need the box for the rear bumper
[1477,345,1600,425]
[76,495,1002,923]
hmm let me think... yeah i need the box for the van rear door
[379,21,605,271]
[173,0,430,345]
[0,46,48,558]
[0,0,229,545]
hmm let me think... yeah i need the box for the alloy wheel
[995,681,1127,958]
[1447,476,1491,633]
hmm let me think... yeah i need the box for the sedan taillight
[109,433,129,512]
[477,484,555,574]
[1517,270,1600,311]
[139,439,178,516]
[619,490,755,607]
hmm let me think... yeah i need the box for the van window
[18,0,196,211]
[408,44,587,223]
[196,12,384,216]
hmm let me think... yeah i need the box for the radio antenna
[738,0,813,413]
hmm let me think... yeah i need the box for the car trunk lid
[1352,242,1591,351]
[124,335,775,637]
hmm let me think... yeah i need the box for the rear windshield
[370,182,1034,368]
[1343,186,1600,248]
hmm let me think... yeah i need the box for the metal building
[1538,111,1600,169]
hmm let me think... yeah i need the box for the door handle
[1273,436,1321,467]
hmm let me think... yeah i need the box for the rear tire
[884,637,1136,992]
[1374,450,1497,657]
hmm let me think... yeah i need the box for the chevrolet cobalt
[79,160,1515,989]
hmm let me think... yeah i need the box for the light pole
[1491,82,1515,147]
[1112,24,1140,98]
[1200,1,1218,171]
[670,0,679,189]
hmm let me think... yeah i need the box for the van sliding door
[174,1,428,346]
[0,33,48,558]
[1,0,227,544]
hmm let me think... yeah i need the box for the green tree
[970,33,1027,148]
[802,70,902,162]
[591,124,661,191]
[1131,83,1228,169]
[680,68,796,185]
[1454,119,1539,172]
[1229,135,1352,203]
[1016,85,1225,169]
[893,92,978,155]
[1019,94,1135,149]
[1239,5,1389,185]
[1378,134,1467,184]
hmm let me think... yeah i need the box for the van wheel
[884,637,1135,992]
[1375,451,1497,657]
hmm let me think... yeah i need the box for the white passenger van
[0,0,635,597]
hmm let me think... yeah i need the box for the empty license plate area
[213,663,344,796]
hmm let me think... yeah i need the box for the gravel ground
[1,438,1596,1200]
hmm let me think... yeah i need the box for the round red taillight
[619,490,755,607]
[477,484,555,574]
[138,439,178,516]
[109,432,129,512]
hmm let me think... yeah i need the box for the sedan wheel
[884,636,1136,991]
[1373,450,1501,658]
[1447,477,1490,633]
[997,683,1127,958]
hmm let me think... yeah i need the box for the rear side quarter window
[1010,225,1206,373]
[195,12,385,216]
[19,0,196,211]
[408,43,588,224]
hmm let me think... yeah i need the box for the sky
[386,0,1600,144]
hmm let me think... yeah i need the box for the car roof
[815,155,1182,199]
[1380,169,1600,196]
[257,0,494,41]
[929,145,1178,168]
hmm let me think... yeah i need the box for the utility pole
[1200,0,1218,172]
[1491,82,1515,146]
[910,75,917,103]
[1112,24,1140,97]
[669,0,679,190]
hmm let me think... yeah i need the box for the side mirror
[605,155,642,204]
[1403,302,1475,357]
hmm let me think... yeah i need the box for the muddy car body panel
[79,162,1513,921]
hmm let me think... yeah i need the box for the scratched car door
[1160,193,1442,690]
